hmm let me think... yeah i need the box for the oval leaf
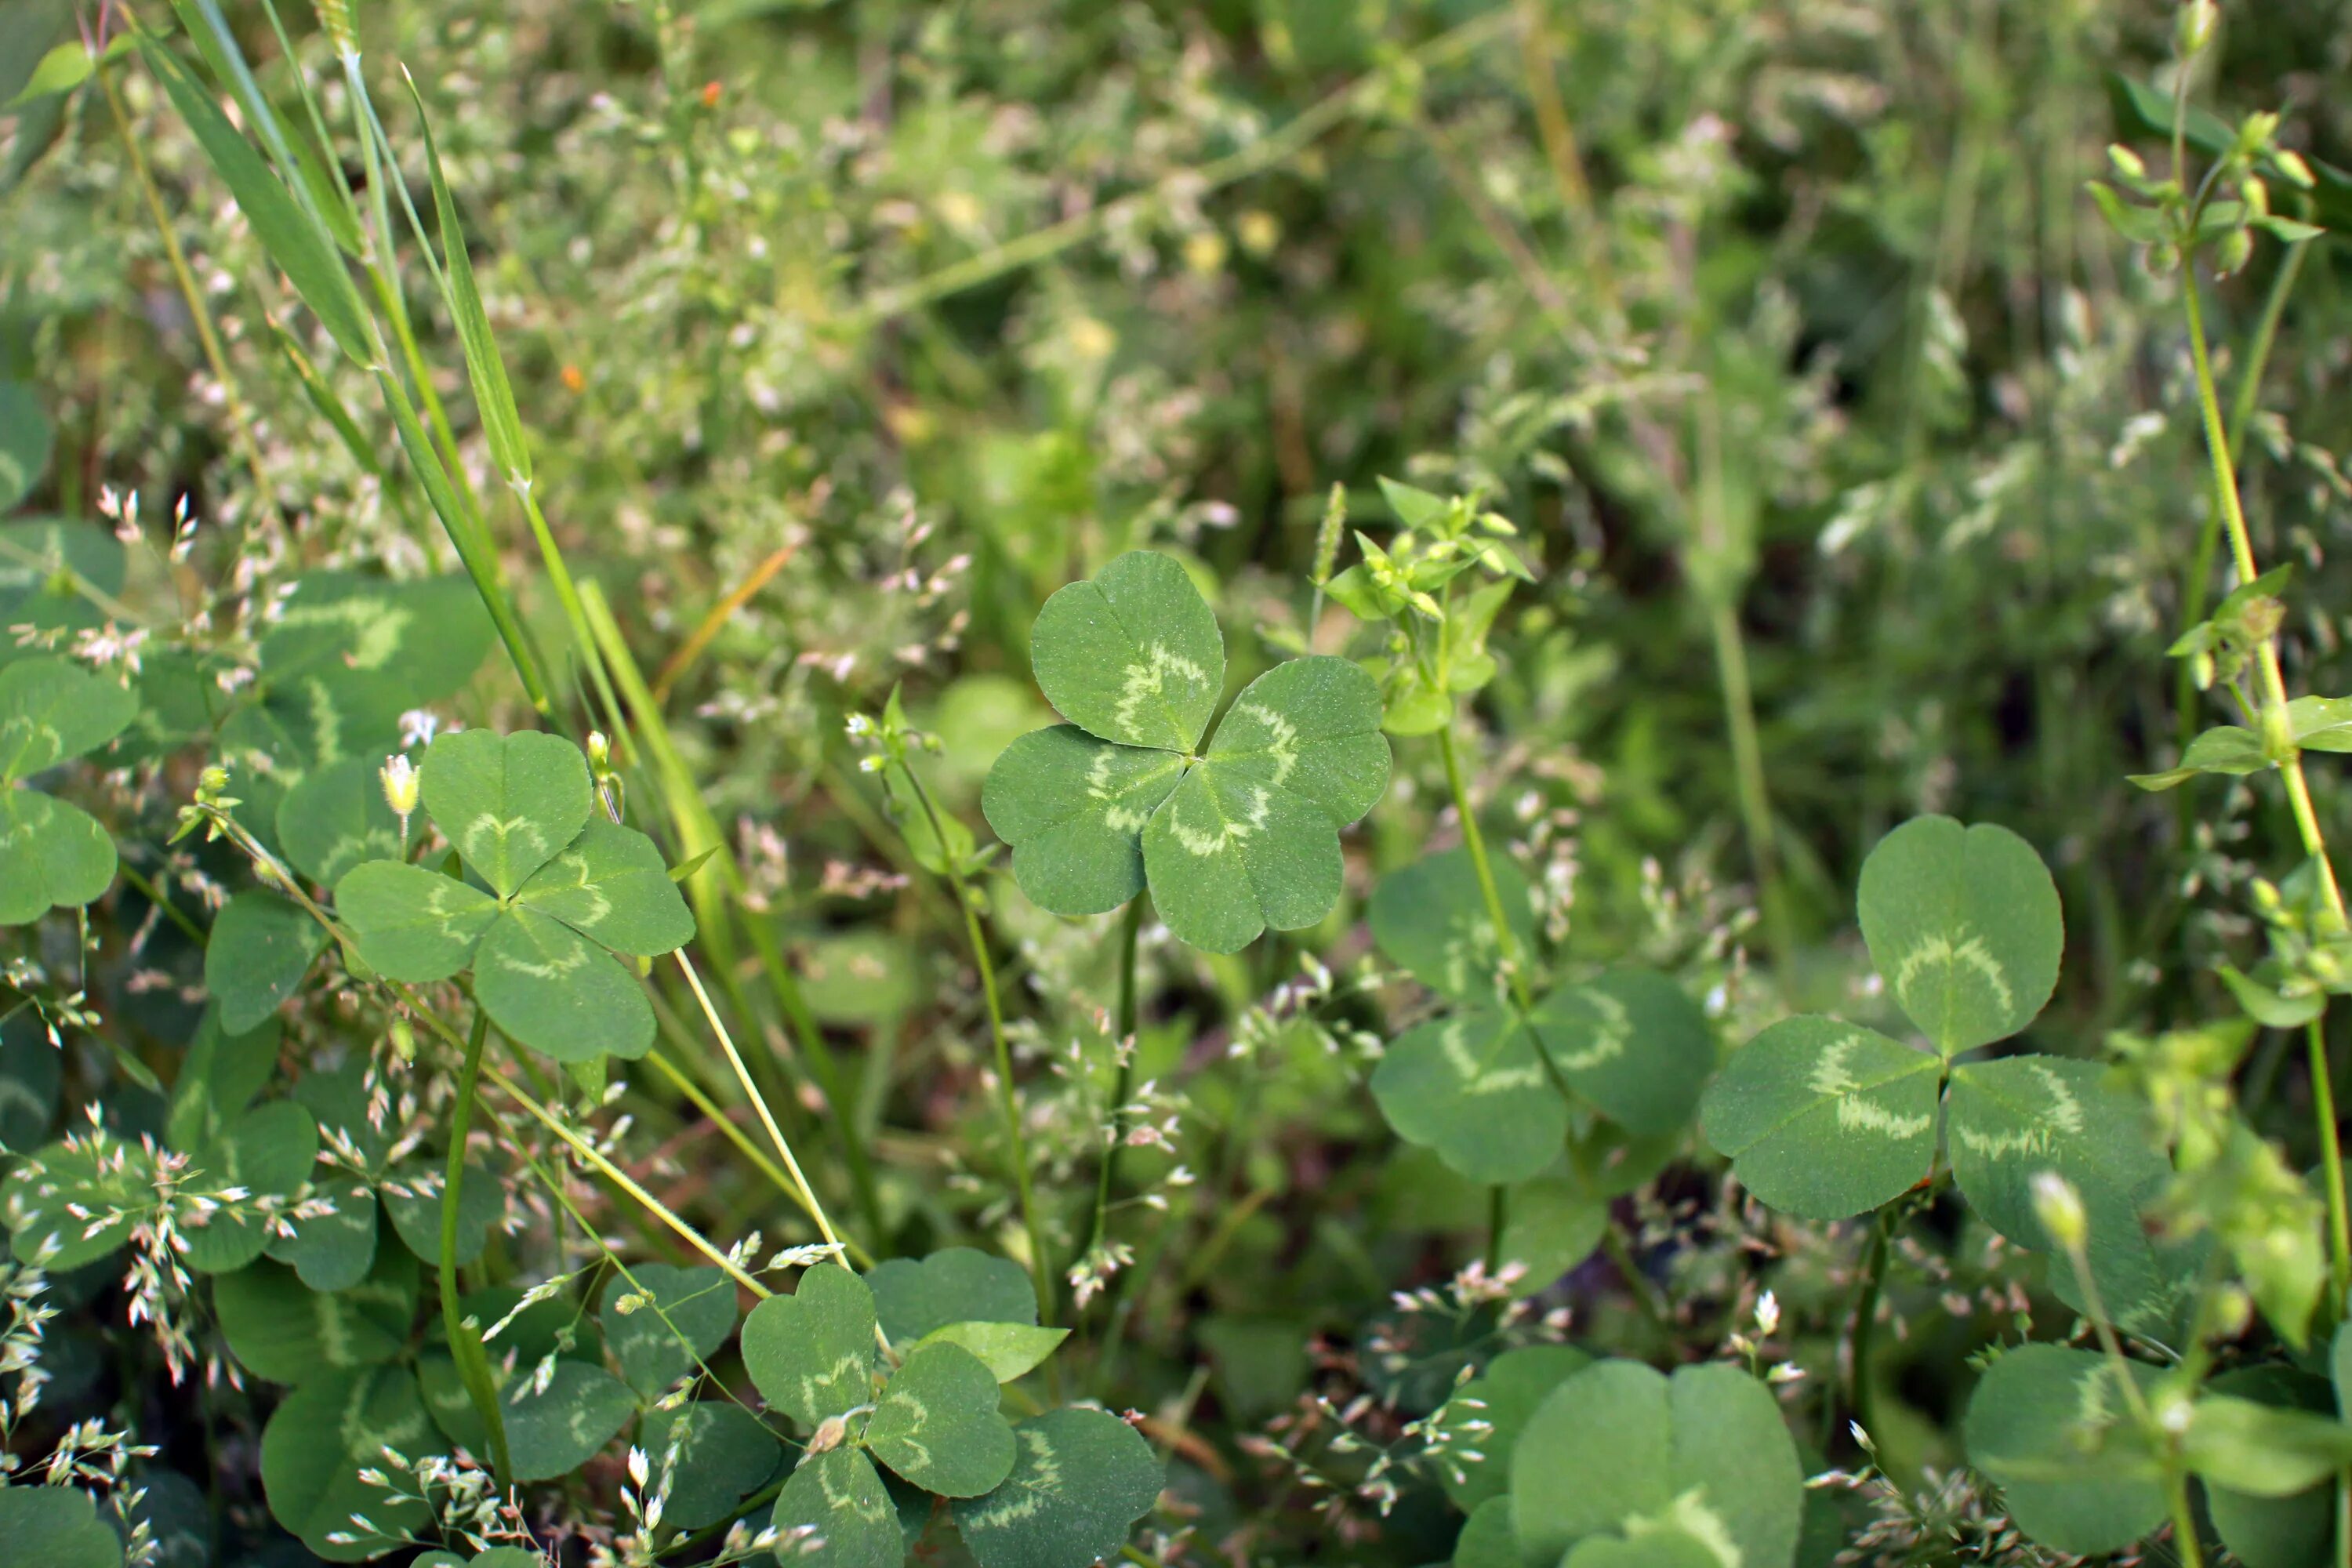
[953,1406,1165,1568]
[1370,1006,1566,1185]
[1029,551,1223,752]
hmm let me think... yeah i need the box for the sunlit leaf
[1029,550,1223,751]
[334,860,499,982]
[742,1263,880,1427]
[473,906,656,1062]
[419,728,592,898]
[867,1247,1039,1344]
[771,1447,899,1568]
[512,820,694,957]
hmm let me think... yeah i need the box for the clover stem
[2166,1472,2207,1568]
[1088,898,1147,1294]
[1842,1209,1892,1451]
[899,760,1059,1326]
[673,949,847,1264]
[441,1007,514,1490]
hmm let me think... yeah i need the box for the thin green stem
[479,1060,770,1298]
[1088,899,1147,1286]
[98,62,276,511]
[1708,598,1791,967]
[2181,250,2346,926]
[901,761,1058,1323]
[1434,724,1532,1011]
[672,950,848,1264]
[2312,1014,2352,1312]
[2179,238,2312,752]
[114,862,208,949]
[1845,1214,1892,1446]
[2166,1472,2206,1568]
[641,1048,873,1269]
[441,1010,513,1489]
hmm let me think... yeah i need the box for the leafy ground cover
[5,1,2352,1565]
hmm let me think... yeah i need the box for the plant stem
[2313,1014,2352,1312]
[672,950,848,1264]
[1708,597,1791,967]
[1434,724,1532,1011]
[2177,238,2311,752]
[441,1010,513,1489]
[1845,1213,1892,1446]
[1088,899,1147,1287]
[641,1047,873,1267]
[901,763,1058,1323]
[478,1059,770,1298]
[2167,1472,2207,1568]
[2181,263,2347,925]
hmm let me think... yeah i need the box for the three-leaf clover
[982,550,1390,953]
[1366,848,1714,1188]
[749,1262,1018,1557]
[1700,815,2202,1338]
[0,655,134,925]
[335,729,693,1062]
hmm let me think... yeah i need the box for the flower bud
[2274,149,2317,189]
[2031,1171,2089,1251]
[2108,144,2148,183]
[2216,226,2254,277]
[2176,0,2217,56]
[587,730,612,774]
[379,755,420,818]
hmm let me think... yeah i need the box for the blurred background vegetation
[7,0,2352,1559]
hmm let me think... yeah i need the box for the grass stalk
[672,949,848,1265]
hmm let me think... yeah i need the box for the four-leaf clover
[0,655,133,925]
[982,551,1390,952]
[335,729,693,1062]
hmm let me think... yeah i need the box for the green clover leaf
[0,655,136,924]
[1509,1359,1802,1568]
[260,1364,437,1559]
[1703,817,2204,1337]
[982,551,1390,953]
[771,1446,901,1568]
[953,1407,1165,1568]
[745,1263,1018,1499]
[334,729,695,1062]
[0,1484,122,1568]
[1962,1345,2164,1556]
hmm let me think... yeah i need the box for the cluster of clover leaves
[328,728,695,1065]
[1693,815,2352,1566]
[0,655,136,924]
[1697,816,2201,1340]
[980,550,1391,953]
[1433,1347,1804,1567]
[1363,847,1713,1213]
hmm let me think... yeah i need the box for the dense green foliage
[7,1,2352,1565]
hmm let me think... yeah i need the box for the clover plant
[982,550,1390,953]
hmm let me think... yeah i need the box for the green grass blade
[138,36,374,365]
[402,74,529,486]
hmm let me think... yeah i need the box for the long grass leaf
[138,38,374,365]
[403,74,530,485]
